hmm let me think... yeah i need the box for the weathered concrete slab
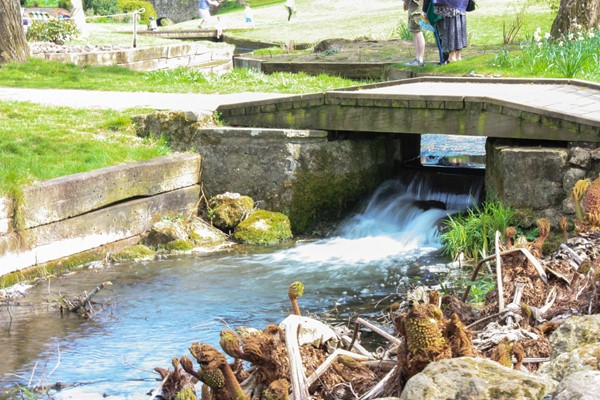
[0,197,12,235]
[33,43,234,72]
[21,153,201,229]
[486,144,568,210]
[0,185,200,276]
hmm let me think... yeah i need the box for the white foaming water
[265,176,481,269]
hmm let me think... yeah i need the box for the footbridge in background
[217,77,600,143]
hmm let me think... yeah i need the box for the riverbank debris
[51,281,112,318]
[153,225,600,399]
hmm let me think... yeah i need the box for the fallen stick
[559,243,584,267]
[281,315,310,400]
[306,349,374,387]
[340,335,372,357]
[495,231,505,313]
[358,365,397,400]
[69,281,113,313]
[356,318,403,347]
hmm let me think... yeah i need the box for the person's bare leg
[448,50,457,62]
[456,50,462,61]
[414,31,425,61]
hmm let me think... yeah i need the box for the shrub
[26,19,80,44]
[117,0,156,25]
[58,0,73,9]
[84,0,119,15]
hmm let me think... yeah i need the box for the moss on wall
[289,146,391,234]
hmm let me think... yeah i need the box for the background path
[0,87,291,113]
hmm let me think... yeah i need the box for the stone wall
[134,112,406,232]
[150,0,197,23]
[0,153,201,276]
[486,138,600,224]
[34,43,233,72]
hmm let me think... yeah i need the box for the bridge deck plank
[359,81,600,127]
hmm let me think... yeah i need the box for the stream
[0,135,486,399]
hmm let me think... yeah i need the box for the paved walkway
[0,87,292,114]
[357,79,600,123]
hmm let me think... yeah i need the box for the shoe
[405,58,424,67]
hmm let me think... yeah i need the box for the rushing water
[0,163,483,399]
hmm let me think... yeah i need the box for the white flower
[545,32,550,39]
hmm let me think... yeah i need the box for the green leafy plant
[58,0,73,9]
[392,18,412,41]
[441,200,514,263]
[26,19,80,44]
[117,0,156,25]
[83,0,119,15]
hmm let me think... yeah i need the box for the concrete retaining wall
[0,153,201,276]
[34,43,234,72]
[233,57,416,80]
[486,139,600,224]
[134,112,406,232]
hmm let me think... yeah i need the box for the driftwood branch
[281,315,310,400]
[356,318,403,346]
[340,334,372,357]
[306,349,374,387]
[559,243,584,267]
[495,231,505,312]
[358,365,397,400]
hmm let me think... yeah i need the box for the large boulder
[208,192,254,232]
[553,370,600,400]
[400,357,556,400]
[538,343,600,382]
[233,210,293,245]
[547,314,600,358]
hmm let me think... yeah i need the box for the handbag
[466,0,476,12]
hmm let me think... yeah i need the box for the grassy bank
[0,58,362,93]
[0,102,169,197]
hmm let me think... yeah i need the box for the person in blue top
[433,0,468,63]
[198,0,219,29]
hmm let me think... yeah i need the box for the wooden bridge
[217,77,600,143]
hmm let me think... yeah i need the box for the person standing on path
[244,4,255,28]
[285,0,295,21]
[198,0,219,29]
[403,0,426,67]
[434,0,468,63]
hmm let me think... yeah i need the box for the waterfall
[267,170,483,268]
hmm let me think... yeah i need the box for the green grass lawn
[0,102,169,197]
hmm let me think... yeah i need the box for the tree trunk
[550,0,600,38]
[0,0,29,65]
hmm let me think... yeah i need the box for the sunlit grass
[0,58,363,93]
[0,101,169,197]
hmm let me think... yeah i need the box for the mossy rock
[110,244,156,263]
[144,219,188,246]
[187,216,229,245]
[163,239,194,252]
[209,193,255,232]
[233,209,293,245]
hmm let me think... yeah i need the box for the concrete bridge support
[485,138,600,225]
[134,111,423,233]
